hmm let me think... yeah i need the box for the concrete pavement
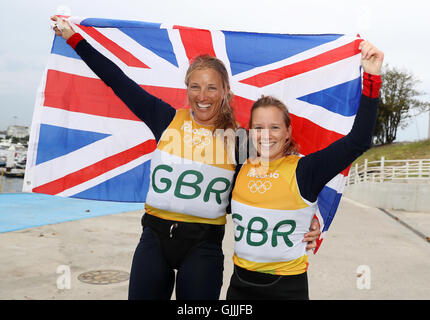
[0,196,429,300]
[307,197,430,300]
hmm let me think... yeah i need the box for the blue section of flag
[120,28,178,67]
[36,124,111,165]
[51,35,82,60]
[318,186,342,232]
[223,32,342,75]
[80,18,162,29]
[297,77,362,116]
[72,160,151,202]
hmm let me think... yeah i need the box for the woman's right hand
[51,15,75,40]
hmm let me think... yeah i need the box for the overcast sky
[1,0,429,141]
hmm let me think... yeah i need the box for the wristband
[66,33,84,49]
[362,72,382,98]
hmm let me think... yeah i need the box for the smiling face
[251,105,292,161]
[187,68,226,126]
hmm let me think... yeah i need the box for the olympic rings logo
[183,134,212,148]
[248,180,272,194]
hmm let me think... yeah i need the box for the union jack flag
[24,17,363,250]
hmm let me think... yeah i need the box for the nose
[258,128,271,142]
[196,88,209,101]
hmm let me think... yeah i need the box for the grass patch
[352,139,430,165]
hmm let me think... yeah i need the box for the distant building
[7,125,29,138]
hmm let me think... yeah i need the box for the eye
[208,86,218,91]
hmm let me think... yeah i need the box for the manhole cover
[78,270,129,285]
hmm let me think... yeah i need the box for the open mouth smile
[197,103,211,109]
[259,141,276,148]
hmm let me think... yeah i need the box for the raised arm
[296,41,384,203]
[51,16,176,141]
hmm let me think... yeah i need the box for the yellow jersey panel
[145,109,235,224]
[231,156,317,275]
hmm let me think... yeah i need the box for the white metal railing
[346,157,430,185]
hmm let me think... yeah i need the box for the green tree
[373,65,430,145]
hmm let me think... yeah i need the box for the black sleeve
[296,94,378,202]
[73,39,176,141]
[226,128,248,214]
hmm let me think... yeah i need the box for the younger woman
[227,41,383,300]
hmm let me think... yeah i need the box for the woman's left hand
[359,40,384,75]
[303,218,320,251]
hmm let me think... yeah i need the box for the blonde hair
[185,55,237,130]
[249,95,300,156]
